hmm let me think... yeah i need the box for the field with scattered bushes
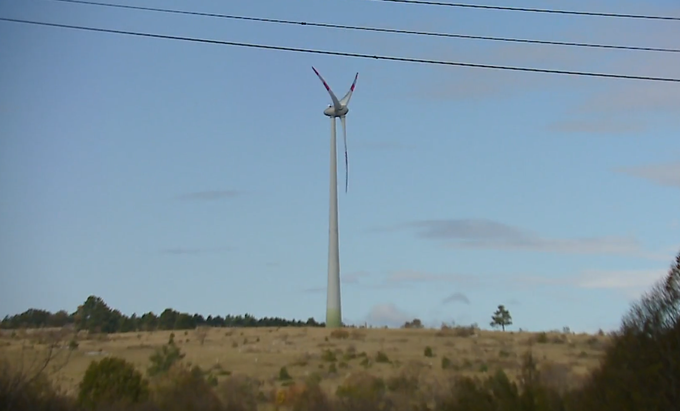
[1,252,678,410]
[1,325,605,396]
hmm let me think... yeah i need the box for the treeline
[0,295,324,333]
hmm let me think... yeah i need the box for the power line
[47,0,680,54]
[2,17,680,84]
[372,0,680,21]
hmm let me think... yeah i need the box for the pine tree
[490,305,512,331]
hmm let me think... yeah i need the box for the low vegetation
[1,250,678,410]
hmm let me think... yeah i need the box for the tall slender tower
[326,116,342,328]
[311,67,358,329]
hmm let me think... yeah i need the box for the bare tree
[1,327,73,409]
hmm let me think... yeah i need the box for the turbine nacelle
[324,105,349,117]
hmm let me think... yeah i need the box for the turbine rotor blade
[341,115,348,193]
[312,66,342,110]
[340,73,359,107]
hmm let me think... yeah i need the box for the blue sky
[1,0,679,333]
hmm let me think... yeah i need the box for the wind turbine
[311,66,358,328]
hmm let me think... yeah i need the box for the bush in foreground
[77,357,149,410]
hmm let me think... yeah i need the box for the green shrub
[279,366,292,381]
[321,349,337,362]
[441,356,452,369]
[305,372,323,386]
[284,375,332,411]
[147,337,185,377]
[77,356,149,409]
[436,324,477,337]
[151,364,223,411]
[343,345,357,361]
[551,335,566,344]
[536,332,549,343]
[386,372,419,395]
[336,372,387,409]
[424,346,434,357]
[216,374,260,411]
[375,351,390,363]
[330,329,350,339]
[484,369,519,402]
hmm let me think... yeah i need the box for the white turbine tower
[312,66,358,328]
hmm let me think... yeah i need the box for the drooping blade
[341,115,348,193]
[312,66,342,110]
[340,73,359,106]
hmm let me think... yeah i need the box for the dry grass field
[0,326,608,400]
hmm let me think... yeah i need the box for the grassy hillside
[0,325,606,398]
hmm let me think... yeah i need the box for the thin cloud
[365,303,413,327]
[451,236,643,256]
[355,270,482,291]
[385,270,476,284]
[406,40,590,102]
[577,83,680,115]
[302,286,325,294]
[354,141,412,151]
[547,118,646,135]
[442,292,470,305]
[387,270,448,282]
[406,219,530,241]
[175,190,243,201]
[575,269,667,291]
[342,271,370,284]
[386,219,653,258]
[405,13,680,146]
[517,268,669,298]
[302,271,370,293]
[408,69,542,102]
[160,247,232,255]
[615,161,680,189]
[549,25,680,133]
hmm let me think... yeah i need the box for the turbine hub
[323,106,349,117]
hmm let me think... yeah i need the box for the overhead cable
[47,0,680,54]
[372,0,680,21]
[2,17,680,84]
